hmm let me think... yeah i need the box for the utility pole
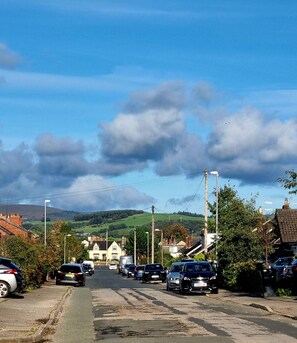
[204,169,208,254]
[151,205,155,264]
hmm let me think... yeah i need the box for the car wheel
[142,279,146,284]
[179,285,186,295]
[211,288,218,294]
[166,283,170,291]
[0,281,10,298]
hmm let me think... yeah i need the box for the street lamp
[44,199,50,246]
[145,231,149,263]
[134,228,137,265]
[64,234,71,264]
[155,229,163,266]
[105,228,109,265]
[210,171,219,262]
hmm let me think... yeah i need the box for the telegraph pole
[204,169,208,254]
[151,205,155,264]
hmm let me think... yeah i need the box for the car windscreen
[185,263,212,272]
[60,265,81,273]
[145,264,163,271]
[170,264,183,272]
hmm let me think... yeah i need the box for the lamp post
[145,231,149,263]
[210,171,219,262]
[134,228,137,265]
[155,229,163,266]
[64,234,71,264]
[44,199,50,246]
[106,228,109,265]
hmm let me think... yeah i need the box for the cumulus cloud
[34,134,92,180]
[0,43,21,69]
[123,81,185,113]
[51,175,154,211]
[99,108,185,174]
[0,142,33,185]
[207,107,297,184]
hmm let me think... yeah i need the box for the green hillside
[72,212,205,237]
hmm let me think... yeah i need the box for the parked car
[166,262,185,291]
[0,257,24,298]
[109,262,118,270]
[142,263,167,283]
[134,265,145,280]
[83,260,95,274]
[280,258,297,288]
[118,256,133,274]
[179,261,218,294]
[271,256,294,282]
[56,263,86,287]
[122,264,135,276]
[82,263,93,276]
[127,265,136,278]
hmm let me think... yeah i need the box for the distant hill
[0,204,81,222]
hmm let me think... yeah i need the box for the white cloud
[0,43,21,69]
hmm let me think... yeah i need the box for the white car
[109,262,118,270]
[0,257,24,298]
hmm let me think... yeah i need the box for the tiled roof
[275,209,297,243]
[88,240,115,251]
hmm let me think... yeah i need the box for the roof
[275,209,297,243]
[88,240,118,251]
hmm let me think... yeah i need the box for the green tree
[278,170,297,194]
[208,185,265,289]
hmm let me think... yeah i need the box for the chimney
[282,198,290,209]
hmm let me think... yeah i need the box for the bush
[222,260,265,294]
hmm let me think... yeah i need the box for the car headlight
[210,276,217,280]
[183,276,191,281]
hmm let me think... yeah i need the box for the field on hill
[72,212,205,237]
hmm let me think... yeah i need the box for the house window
[112,253,118,260]
[112,246,117,251]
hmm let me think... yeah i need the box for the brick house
[0,213,32,240]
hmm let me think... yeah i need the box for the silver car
[0,257,24,298]
[166,262,185,291]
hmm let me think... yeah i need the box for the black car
[127,265,136,278]
[82,263,94,276]
[142,263,167,283]
[56,263,86,286]
[179,261,218,294]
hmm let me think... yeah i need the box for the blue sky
[1,0,297,214]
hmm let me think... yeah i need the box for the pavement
[0,280,296,343]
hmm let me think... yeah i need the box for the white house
[86,240,123,263]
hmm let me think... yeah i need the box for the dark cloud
[123,81,185,113]
[0,143,33,185]
[192,82,216,105]
[34,134,91,178]
[0,43,21,69]
[167,194,200,206]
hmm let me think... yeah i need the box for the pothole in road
[94,319,187,339]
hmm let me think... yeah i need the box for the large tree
[208,185,266,288]
[278,170,297,194]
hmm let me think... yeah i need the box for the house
[85,240,123,263]
[274,206,297,256]
[0,213,32,240]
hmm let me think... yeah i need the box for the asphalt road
[48,266,297,343]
